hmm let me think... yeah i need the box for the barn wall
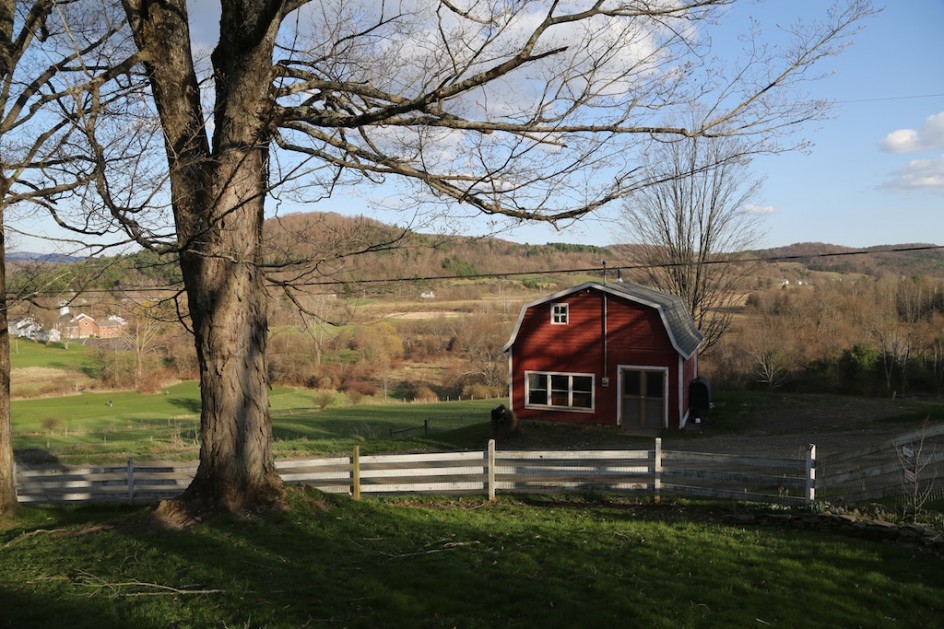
[510,287,688,427]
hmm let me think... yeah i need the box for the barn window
[551,303,569,324]
[526,371,593,410]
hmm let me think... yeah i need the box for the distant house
[502,281,703,430]
[96,315,128,339]
[8,316,43,341]
[57,306,128,340]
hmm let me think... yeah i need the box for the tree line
[706,275,944,396]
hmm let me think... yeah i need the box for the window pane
[623,371,641,396]
[571,377,592,408]
[527,373,547,405]
[552,304,568,324]
[572,376,592,393]
[550,375,569,406]
[645,371,664,398]
[527,372,593,409]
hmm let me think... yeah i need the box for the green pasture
[11,383,502,463]
[1,491,942,628]
[9,338,94,372]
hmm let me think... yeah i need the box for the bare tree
[896,421,939,523]
[0,0,131,517]
[617,133,764,350]
[82,0,872,513]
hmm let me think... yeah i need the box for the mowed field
[8,339,504,462]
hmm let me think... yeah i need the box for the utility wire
[6,243,944,297]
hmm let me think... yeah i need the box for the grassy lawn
[12,384,504,462]
[9,338,93,372]
[1,491,941,628]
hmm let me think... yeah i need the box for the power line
[7,243,942,298]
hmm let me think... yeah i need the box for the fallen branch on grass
[75,570,224,596]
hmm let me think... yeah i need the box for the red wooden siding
[509,287,696,429]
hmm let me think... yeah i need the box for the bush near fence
[15,439,816,507]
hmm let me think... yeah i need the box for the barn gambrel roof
[502,281,704,358]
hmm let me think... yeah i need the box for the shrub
[40,416,62,433]
[312,390,335,410]
[343,380,378,397]
[412,385,438,402]
[461,383,505,399]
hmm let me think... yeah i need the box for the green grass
[9,337,94,372]
[1,491,941,628]
[12,385,503,462]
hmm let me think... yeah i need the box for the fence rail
[14,438,817,507]
[818,423,944,505]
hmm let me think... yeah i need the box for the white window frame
[525,371,594,412]
[551,303,569,325]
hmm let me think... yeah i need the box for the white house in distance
[8,306,128,342]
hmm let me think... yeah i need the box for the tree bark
[0,0,17,517]
[0,210,17,516]
[122,0,284,511]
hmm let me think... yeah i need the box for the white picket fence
[14,439,816,506]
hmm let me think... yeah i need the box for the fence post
[487,439,496,501]
[127,458,134,505]
[805,444,816,505]
[352,446,361,501]
[653,438,662,504]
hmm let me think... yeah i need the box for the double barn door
[619,368,667,428]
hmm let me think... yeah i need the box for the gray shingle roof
[503,280,703,358]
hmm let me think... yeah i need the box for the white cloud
[879,112,944,153]
[884,154,944,191]
[743,204,777,215]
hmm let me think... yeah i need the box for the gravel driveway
[660,393,943,459]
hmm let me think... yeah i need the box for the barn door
[620,368,666,428]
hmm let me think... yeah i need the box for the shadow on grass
[0,585,166,629]
[5,490,930,628]
[167,396,202,414]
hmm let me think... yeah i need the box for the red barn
[503,281,703,430]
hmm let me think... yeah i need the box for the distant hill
[6,213,943,292]
[8,251,84,264]
[755,242,944,279]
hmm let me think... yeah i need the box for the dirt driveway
[660,393,944,459]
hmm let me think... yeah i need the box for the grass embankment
[1,491,941,628]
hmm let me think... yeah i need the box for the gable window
[526,371,594,411]
[551,303,569,324]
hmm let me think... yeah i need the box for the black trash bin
[689,376,712,413]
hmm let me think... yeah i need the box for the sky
[274,1,944,250]
[9,1,943,254]
[465,0,944,249]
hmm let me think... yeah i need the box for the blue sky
[493,1,944,249]
[277,1,943,250]
[11,1,942,254]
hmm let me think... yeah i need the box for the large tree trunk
[0,211,16,516]
[124,0,285,512]
[180,152,282,511]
